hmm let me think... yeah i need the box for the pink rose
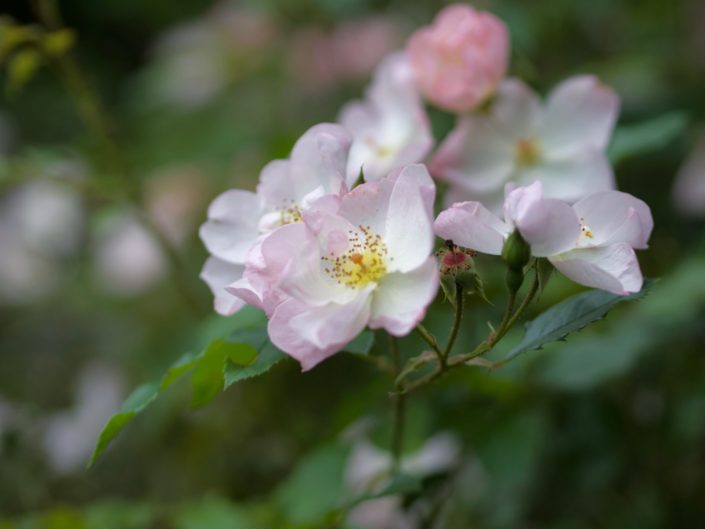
[406,4,510,112]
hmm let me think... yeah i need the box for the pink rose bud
[406,3,510,112]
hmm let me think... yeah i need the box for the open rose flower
[406,3,509,112]
[435,181,652,295]
[199,123,352,315]
[237,164,439,370]
[431,76,619,211]
[339,52,433,183]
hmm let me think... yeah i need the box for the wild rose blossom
[199,123,353,315]
[435,181,653,294]
[339,52,433,183]
[431,76,620,211]
[406,3,509,112]
[238,164,439,370]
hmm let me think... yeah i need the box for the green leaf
[608,111,687,164]
[276,443,351,525]
[505,280,653,362]
[89,308,286,466]
[89,383,160,467]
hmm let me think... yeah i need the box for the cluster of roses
[199,4,653,371]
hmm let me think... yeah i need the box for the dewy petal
[258,123,351,208]
[519,148,615,203]
[539,75,619,157]
[268,289,373,371]
[550,243,643,294]
[369,257,439,336]
[199,189,261,263]
[434,201,509,255]
[430,115,514,197]
[573,191,653,249]
[200,256,246,316]
[340,52,432,183]
[504,181,581,257]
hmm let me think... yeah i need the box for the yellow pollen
[515,138,540,167]
[321,226,388,289]
[579,218,594,240]
[280,205,303,225]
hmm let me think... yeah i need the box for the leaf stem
[415,324,442,357]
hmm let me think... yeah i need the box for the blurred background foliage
[0,0,704,527]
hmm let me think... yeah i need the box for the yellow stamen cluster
[322,226,388,289]
[280,204,303,225]
[579,217,594,239]
[515,138,540,167]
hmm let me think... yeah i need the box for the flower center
[515,138,540,167]
[322,226,388,289]
[280,204,303,225]
[578,217,595,245]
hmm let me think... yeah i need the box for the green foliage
[539,253,705,389]
[276,443,351,525]
[505,280,653,362]
[608,111,688,164]
[89,307,287,466]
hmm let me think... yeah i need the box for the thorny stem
[33,0,203,313]
[398,267,542,395]
[441,284,464,365]
[389,334,406,471]
[416,324,442,357]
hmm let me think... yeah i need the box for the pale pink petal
[573,191,653,249]
[519,148,615,203]
[369,257,439,335]
[258,123,351,208]
[505,182,581,257]
[539,75,620,157]
[200,256,246,316]
[434,201,509,255]
[430,115,514,196]
[491,78,542,139]
[199,189,261,263]
[289,123,352,199]
[340,52,432,183]
[258,222,352,307]
[226,236,286,316]
[268,290,373,371]
[550,243,643,294]
[381,164,436,272]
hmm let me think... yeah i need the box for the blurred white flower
[149,2,278,108]
[0,177,84,304]
[673,134,705,217]
[42,363,124,474]
[92,209,167,296]
[345,433,461,529]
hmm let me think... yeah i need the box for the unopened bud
[501,230,530,272]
